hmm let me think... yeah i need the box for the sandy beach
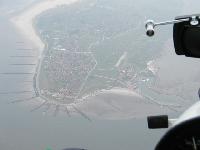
[10,0,79,53]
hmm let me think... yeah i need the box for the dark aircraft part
[155,117,200,150]
[145,14,200,149]
[147,115,168,129]
[174,14,200,58]
[146,14,200,58]
[145,20,155,36]
[198,88,200,100]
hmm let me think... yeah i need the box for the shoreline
[10,0,147,105]
[10,0,81,103]
[6,0,183,120]
[10,0,80,53]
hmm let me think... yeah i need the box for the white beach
[10,0,79,53]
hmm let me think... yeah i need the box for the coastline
[10,0,81,103]
[6,0,182,120]
[10,0,145,100]
[10,0,80,53]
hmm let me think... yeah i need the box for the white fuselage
[173,101,200,125]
